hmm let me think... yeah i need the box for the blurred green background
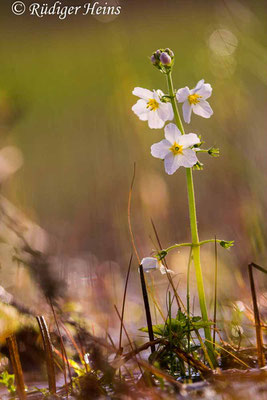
[0,0,266,313]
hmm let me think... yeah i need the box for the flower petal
[193,79,205,92]
[141,257,158,272]
[182,102,192,124]
[176,87,190,103]
[158,102,174,122]
[156,89,164,99]
[151,139,171,159]
[159,265,175,275]
[178,133,200,148]
[148,110,165,129]
[132,87,153,100]
[193,100,213,119]
[132,99,148,120]
[164,152,180,175]
[196,83,212,100]
[178,149,198,167]
[164,123,181,143]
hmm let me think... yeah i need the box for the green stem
[187,248,193,378]
[166,72,216,366]
[164,242,193,252]
[164,238,224,253]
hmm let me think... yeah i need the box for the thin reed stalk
[49,300,72,395]
[213,235,218,348]
[6,335,26,400]
[248,263,266,368]
[139,264,155,353]
[36,316,57,394]
[119,254,133,351]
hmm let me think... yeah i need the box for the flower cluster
[132,56,213,175]
[150,48,175,73]
[132,48,215,274]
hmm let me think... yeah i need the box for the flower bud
[220,240,234,249]
[208,147,220,157]
[150,48,175,73]
[150,54,157,65]
[165,48,174,58]
[193,161,204,170]
[160,52,172,66]
[157,250,167,260]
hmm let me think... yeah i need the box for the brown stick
[151,218,182,310]
[49,300,71,396]
[248,263,266,368]
[138,359,182,389]
[128,163,140,264]
[139,265,155,352]
[36,316,57,393]
[114,305,143,376]
[6,335,26,400]
[119,254,133,351]
[121,338,210,374]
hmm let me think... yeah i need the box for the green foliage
[68,358,87,377]
[0,370,16,396]
[141,311,212,340]
[140,310,213,375]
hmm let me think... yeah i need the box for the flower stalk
[166,71,217,365]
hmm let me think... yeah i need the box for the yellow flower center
[170,142,183,155]
[188,93,202,105]
[146,98,159,111]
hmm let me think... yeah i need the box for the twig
[49,300,72,396]
[59,321,86,369]
[138,359,182,390]
[119,254,133,351]
[248,263,266,368]
[114,305,143,376]
[121,338,210,374]
[36,316,57,394]
[6,335,26,400]
[128,163,140,263]
[151,218,182,310]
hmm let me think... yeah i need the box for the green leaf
[192,320,214,329]
[140,324,166,336]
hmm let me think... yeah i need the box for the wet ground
[0,369,266,399]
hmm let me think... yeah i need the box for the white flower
[132,87,173,129]
[141,257,174,275]
[151,123,200,175]
[176,79,213,124]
